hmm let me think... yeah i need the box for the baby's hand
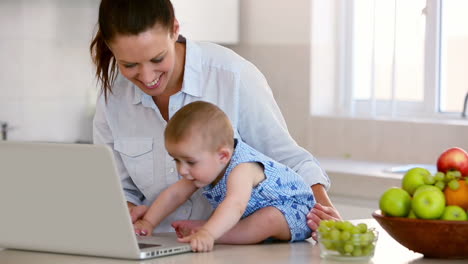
[133,219,154,236]
[178,228,215,252]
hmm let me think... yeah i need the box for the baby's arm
[179,163,262,251]
[134,179,197,236]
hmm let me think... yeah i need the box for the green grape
[351,233,361,245]
[366,230,376,241]
[350,226,360,234]
[445,172,456,181]
[435,180,445,191]
[352,246,363,257]
[340,230,351,241]
[317,225,329,234]
[335,221,345,230]
[323,240,334,250]
[320,219,333,228]
[434,172,445,181]
[357,223,367,233]
[336,243,346,255]
[360,233,371,246]
[325,220,337,228]
[423,174,436,185]
[318,220,327,227]
[447,170,462,179]
[341,221,354,231]
[319,221,377,258]
[330,228,341,241]
[344,242,354,253]
[362,244,374,256]
[322,233,331,240]
[448,179,460,190]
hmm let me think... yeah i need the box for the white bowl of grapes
[317,220,378,261]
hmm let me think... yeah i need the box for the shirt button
[170,168,175,173]
[170,106,176,111]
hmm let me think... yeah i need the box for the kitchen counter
[0,219,465,264]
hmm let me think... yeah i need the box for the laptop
[0,141,192,259]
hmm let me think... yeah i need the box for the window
[311,0,468,119]
[439,0,468,113]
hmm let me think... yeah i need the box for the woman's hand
[127,202,149,223]
[307,203,342,241]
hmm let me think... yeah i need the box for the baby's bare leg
[172,207,290,244]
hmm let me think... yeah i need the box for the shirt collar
[132,87,157,109]
[181,37,203,97]
[132,85,143,105]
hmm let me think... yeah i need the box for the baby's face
[166,138,225,188]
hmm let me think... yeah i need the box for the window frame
[336,0,462,120]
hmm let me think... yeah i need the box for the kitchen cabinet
[171,0,239,44]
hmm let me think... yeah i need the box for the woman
[90,0,340,238]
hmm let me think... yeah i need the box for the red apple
[436,147,468,177]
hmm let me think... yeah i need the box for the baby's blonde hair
[165,101,234,152]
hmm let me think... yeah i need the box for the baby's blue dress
[202,140,315,241]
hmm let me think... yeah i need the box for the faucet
[463,91,468,118]
[1,122,8,140]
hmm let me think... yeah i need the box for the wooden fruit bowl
[372,210,468,259]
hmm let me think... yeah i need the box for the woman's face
[108,22,181,97]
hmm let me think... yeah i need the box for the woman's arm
[236,61,330,190]
[235,62,341,226]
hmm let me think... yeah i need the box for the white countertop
[0,219,465,264]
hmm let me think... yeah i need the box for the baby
[133,101,315,252]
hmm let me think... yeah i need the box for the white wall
[227,0,312,144]
[0,0,99,143]
[0,0,239,143]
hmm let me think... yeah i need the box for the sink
[383,164,437,174]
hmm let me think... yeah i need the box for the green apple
[411,188,446,219]
[413,185,440,197]
[379,187,411,217]
[402,167,431,195]
[441,205,468,221]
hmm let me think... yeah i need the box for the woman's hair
[89,0,175,100]
[165,101,235,152]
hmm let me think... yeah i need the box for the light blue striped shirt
[93,37,329,233]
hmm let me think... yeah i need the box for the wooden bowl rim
[372,210,468,225]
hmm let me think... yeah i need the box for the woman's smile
[144,73,164,89]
